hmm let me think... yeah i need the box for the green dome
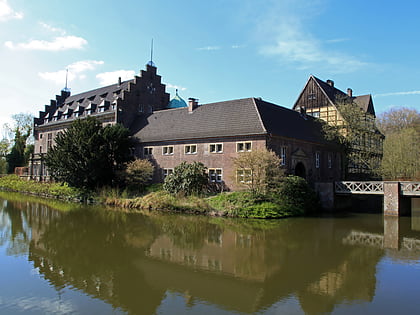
[167,90,187,109]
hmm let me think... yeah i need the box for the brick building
[30,62,342,188]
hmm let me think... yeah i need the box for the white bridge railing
[335,181,384,195]
[400,182,420,196]
[335,181,420,196]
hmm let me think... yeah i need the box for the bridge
[315,181,420,216]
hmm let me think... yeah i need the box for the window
[163,168,173,179]
[184,144,197,155]
[328,153,332,169]
[311,111,320,118]
[47,133,53,149]
[209,168,222,182]
[315,152,320,168]
[236,169,252,184]
[39,134,43,139]
[162,146,174,155]
[39,146,42,153]
[280,146,287,166]
[209,143,223,153]
[237,141,252,152]
[143,147,153,156]
[308,93,316,100]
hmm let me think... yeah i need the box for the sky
[0,0,419,137]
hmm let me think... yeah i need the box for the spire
[60,68,71,99]
[147,39,156,67]
[62,69,70,93]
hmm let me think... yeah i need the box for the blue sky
[0,0,419,133]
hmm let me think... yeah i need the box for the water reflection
[1,193,420,314]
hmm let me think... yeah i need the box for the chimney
[326,79,334,87]
[188,98,199,113]
[118,77,122,87]
[347,88,353,97]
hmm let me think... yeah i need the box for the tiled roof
[313,76,375,116]
[133,98,330,144]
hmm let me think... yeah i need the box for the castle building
[30,62,343,188]
[293,76,384,179]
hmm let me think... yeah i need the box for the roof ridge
[251,98,268,134]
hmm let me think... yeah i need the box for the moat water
[0,192,420,315]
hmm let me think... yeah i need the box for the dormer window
[74,105,84,117]
[62,107,72,119]
[86,102,96,115]
[111,100,117,110]
[52,109,62,121]
[98,100,110,113]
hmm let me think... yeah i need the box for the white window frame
[236,168,252,184]
[280,146,287,166]
[311,111,320,118]
[163,168,174,179]
[209,143,223,153]
[315,152,320,169]
[208,168,223,183]
[47,133,53,149]
[162,146,174,155]
[237,141,252,152]
[143,147,153,157]
[184,144,197,155]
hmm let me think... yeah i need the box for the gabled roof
[299,76,376,117]
[133,97,331,145]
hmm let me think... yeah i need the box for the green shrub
[272,175,319,215]
[123,159,154,191]
[163,162,208,196]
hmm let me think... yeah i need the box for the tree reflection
[2,195,420,314]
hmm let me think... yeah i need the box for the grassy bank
[0,175,319,219]
[0,175,82,201]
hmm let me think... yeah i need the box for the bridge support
[383,216,400,249]
[384,182,400,216]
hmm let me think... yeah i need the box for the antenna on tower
[147,39,156,67]
[151,39,153,63]
[62,68,71,94]
[65,69,68,90]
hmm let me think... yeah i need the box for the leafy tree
[123,159,154,191]
[4,113,34,173]
[45,117,132,189]
[0,138,9,174]
[163,161,208,196]
[232,148,284,195]
[322,99,383,179]
[377,108,420,180]
[377,107,420,134]
[6,129,26,173]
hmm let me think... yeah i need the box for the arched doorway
[295,162,306,179]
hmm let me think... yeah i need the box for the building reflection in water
[1,193,420,314]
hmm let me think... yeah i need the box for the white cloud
[5,35,87,51]
[325,38,350,44]
[96,70,135,86]
[166,83,187,91]
[39,60,104,85]
[0,0,23,21]
[69,60,104,73]
[257,2,367,72]
[197,46,221,51]
[39,22,66,35]
[375,91,420,97]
